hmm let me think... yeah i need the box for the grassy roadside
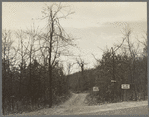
[84,90,148,106]
[4,91,73,115]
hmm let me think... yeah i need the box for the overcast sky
[2,2,147,74]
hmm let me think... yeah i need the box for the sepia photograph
[2,2,148,116]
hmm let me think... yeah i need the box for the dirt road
[60,93,88,107]
[19,93,89,115]
[18,93,148,116]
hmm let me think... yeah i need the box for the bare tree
[66,62,75,89]
[137,32,147,56]
[39,3,75,107]
[118,25,142,100]
[2,30,12,114]
[2,30,18,114]
[137,32,147,99]
[21,24,40,107]
[76,56,87,91]
[16,30,29,104]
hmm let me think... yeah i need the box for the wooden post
[124,89,126,101]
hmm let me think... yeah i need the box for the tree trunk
[49,64,52,107]
[2,60,6,115]
[48,11,54,108]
